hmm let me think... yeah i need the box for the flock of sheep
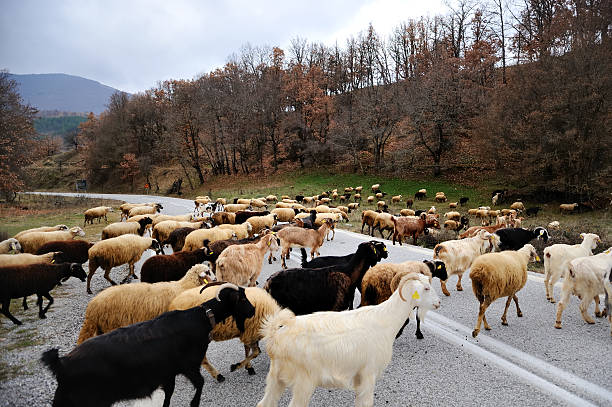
[0,184,610,406]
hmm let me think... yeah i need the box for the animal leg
[1,298,22,325]
[231,343,260,375]
[440,279,451,297]
[594,296,603,317]
[288,379,315,407]
[414,311,424,339]
[513,294,523,317]
[22,296,28,310]
[501,296,513,325]
[184,368,205,407]
[102,267,117,287]
[579,297,596,324]
[456,272,464,291]
[161,377,176,407]
[281,248,289,269]
[482,314,491,331]
[554,288,571,329]
[473,298,492,337]
[354,374,376,407]
[86,266,97,294]
[386,230,393,240]
[37,292,54,319]
[257,363,286,407]
[547,271,563,303]
[201,354,224,382]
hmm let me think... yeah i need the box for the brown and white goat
[277,219,334,269]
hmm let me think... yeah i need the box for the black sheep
[140,246,214,283]
[296,210,317,230]
[264,241,382,315]
[406,199,414,208]
[295,195,304,203]
[525,206,542,217]
[35,240,93,264]
[0,262,86,325]
[459,197,469,206]
[414,191,426,200]
[495,227,549,251]
[42,284,254,407]
[235,210,270,225]
[165,226,203,252]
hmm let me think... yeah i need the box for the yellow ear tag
[437,265,441,269]
[51,259,55,264]
[373,247,377,255]
[536,256,541,261]
[203,278,208,284]
[209,251,214,255]
[412,291,420,300]
[605,249,611,254]
[267,241,271,246]
[384,247,387,251]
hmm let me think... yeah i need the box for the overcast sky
[1,0,446,94]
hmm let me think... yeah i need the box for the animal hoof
[587,320,595,324]
[247,367,256,375]
[230,363,239,372]
[501,321,508,326]
[595,312,603,318]
[443,292,451,297]
[550,299,556,304]
[456,287,463,291]
[216,374,225,383]
[517,312,523,317]
[472,330,479,338]
[87,290,93,295]
[416,332,424,340]
[554,323,562,329]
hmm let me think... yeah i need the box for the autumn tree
[0,71,38,200]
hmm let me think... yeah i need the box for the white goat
[554,249,612,329]
[543,233,600,302]
[257,273,439,407]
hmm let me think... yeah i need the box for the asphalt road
[25,193,612,406]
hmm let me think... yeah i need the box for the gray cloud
[1,0,445,93]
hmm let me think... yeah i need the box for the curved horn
[214,282,240,300]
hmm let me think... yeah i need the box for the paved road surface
[28,192,612,406]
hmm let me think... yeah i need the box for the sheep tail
[41,348,62,378]
[260,308,295,340]
[300,248,308,267]
[470,266,485,302]
[76,317,97,345]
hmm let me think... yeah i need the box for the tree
[0,71,38,200]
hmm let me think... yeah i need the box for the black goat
[140,246,214,283]
[414,191,426,200]
[414,209,426,217]
[406,199,414,208]
[295,195,304,203]
[42,284,254,407]
[264,241,382,315]
[0,263,86,325]
[495,227,549,251]
[235,210,270,225]
[459,197,469,206]
[525,207,542,217]
[295,210,317,230]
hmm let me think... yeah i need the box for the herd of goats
[0,184,610,407]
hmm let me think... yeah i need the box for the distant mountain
[8,73,126,114]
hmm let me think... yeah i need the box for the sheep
[14,225,68,240]
[400,209,415,217]
[392,213,439,245]
[294,210,318,230]
[604,262,612,335]
[44,283,254,407]
[0,251,65,267]
[459,197,469,206]
[500,208,516,216]
[494,227,549,251]
[266,195,278,202]
[216,234,280,286]
[211,211,236,225]
[78,264,214,343]
[376,200,386,210]
[101,217,152,240]
[277,219,334,268]
[371,183,380,192]
[128,203,163,218]
[223,203,250,213]
[459,223,506,239]
[554,249,612,329]
[449,202,458,209]
[406,198,414,208]
[152,220,206,249]
[467,208,478,216]
[170,284,280,381]
[375,192,384,200]
[337,205,349,214]
[0,262,86,325]
[150,213,193,226]
[281,195,291,200]
[271,208,300,222]
[347,202,360,211]
[433,229,496,296]
[510,201,525,212]
[265,241,383,315]
[235,210,270,224]
[234,198,251,205]
[182,227,237,252]
[476,209,490,225]
[360,210,379,236]
[435,193,447,203]
[444,216,469,232]
[86,235,161,294]
[548,220,560,230]
[354,193,362,201]
[360,259,447,339]
[83,206,114,226]
[414,190,427,200]
[560,203,579,214]
[17,226,85,254]
[141,246,215,283]
[218,222,253,239]
[444,211,461,221]
[391,195,402,203]
[216,197,227,205]
[492,193,501,206]
[367,195,375,203]
[119,202,158,219]
[257,273,439,407]
[0,238,21,254]
[526,206,542,217]
[428,206,437,214]
[368,212,393,239]
[543,233,601,302]
[35,240,93,265]
[470,244,539,337]
[166,226,204,252]
[246,214,278,235]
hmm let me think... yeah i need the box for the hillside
[9,73,125,114]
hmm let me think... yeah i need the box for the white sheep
[216,234,280,286]
[543,233,600,302]
[14,225,68,240]
[77,264,214,344]
[604,262,612,336]
[86,234,161,294]
[101,218,152,240]
[182,228,237,252]
[218,222,253,240]
[257,273,439,407]
[128,204,162,218]
[152,220,205,244]
[83,206,114,225]
[0,238,21,254]
[559,203,579,214]
[169,284,281,381]
[17,227,85,254]
[554,249,612,329]
[470,244,539,337]
[433,229,495,296]
[246,214,278,235]
[151,213,193,226]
